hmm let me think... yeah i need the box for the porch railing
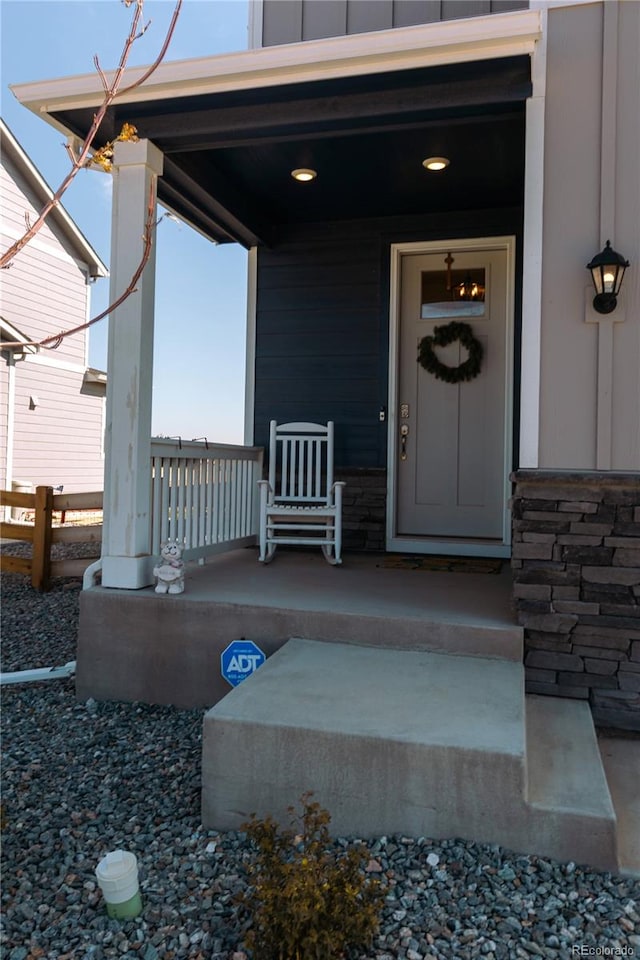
[150,438,264,562]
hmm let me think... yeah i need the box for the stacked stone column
[511,471,640,731]
[340,468,386,552]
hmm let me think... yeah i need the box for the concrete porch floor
[177,547,515,627]
[77,547,521,709]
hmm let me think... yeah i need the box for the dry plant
[241,793,384,960]
[1,0,183,352]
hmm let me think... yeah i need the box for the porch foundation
[511,470,640,731]
[77,549,518,709]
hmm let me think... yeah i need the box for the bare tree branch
[119,2,182,95]
[94,54,111,95]
[0,0,182,270]
[1,187,159,353]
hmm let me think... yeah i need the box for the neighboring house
[0,120,108,497]
[10,1,639,725]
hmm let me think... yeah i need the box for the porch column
[102,139,163,589]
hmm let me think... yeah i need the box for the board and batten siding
[261,0,528,46]
[538,1,640,469]
[254,207,523,469]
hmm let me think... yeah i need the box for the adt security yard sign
[221,639,266,687]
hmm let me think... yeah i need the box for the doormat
[377,555,504,574]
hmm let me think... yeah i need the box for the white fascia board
[84,367,108,384]
[24,352,88,374]
[1,317,33,346]
[12,9,540,120]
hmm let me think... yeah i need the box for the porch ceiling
[52,55,530,247]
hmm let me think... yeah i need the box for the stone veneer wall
[511,470,640,731]
[339,468,387,552]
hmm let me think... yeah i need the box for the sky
[1,0,251,443]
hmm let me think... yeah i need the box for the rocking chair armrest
[329,480,346,506]
[257,479,273,504]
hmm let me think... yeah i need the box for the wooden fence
[0,487,102,591]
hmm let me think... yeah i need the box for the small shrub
[241,792,384,960]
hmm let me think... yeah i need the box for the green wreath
[417,321,483,384]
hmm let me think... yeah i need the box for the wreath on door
[417,321,483,384]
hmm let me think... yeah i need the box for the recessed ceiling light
[291,168,317,182]
[422,157,450,172]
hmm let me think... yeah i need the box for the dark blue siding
[254,209,523,468]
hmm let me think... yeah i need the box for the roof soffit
[9,12,538,247]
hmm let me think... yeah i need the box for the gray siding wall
[1,158,88,367]
[1,153,106,494]
[11,360,105,493]
[261,0,528,46]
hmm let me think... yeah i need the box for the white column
[102,139,163,589]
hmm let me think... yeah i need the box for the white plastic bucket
[95,850,142,919]
[11,480,32,521]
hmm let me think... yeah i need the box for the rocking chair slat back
[269,421,334,504]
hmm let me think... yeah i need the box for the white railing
[150,438,264,562]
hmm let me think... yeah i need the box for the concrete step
[202,639,624,873]
[203,637,528,842]
[524,696,618,872]
[598,735,640,877]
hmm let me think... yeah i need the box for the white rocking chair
[258,420,345,565]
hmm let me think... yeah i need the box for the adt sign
[221,639,266,688]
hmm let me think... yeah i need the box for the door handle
[400,424,409,461]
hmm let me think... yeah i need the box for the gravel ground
[1,567,639,960]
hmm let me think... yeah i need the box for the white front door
[389,239,514,556]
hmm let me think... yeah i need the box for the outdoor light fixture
[291,168,317,182]
[422,157,450,172]
[586,240,629,314]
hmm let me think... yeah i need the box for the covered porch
[12,8,542,591]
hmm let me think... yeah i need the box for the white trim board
[11,10,541,116]
[518,0,548,469]
[244,247,258,446]
[386,237,516,559]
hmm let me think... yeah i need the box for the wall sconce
[586,240,629,314]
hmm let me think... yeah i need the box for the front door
[391,239,513,555]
